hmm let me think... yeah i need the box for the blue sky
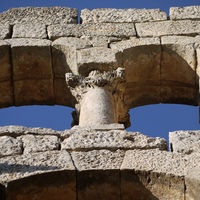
[0,0,200,141]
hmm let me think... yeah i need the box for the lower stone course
[0,126,199,199]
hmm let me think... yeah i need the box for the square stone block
[6,39,52,80]
[122,45,161,83]
[14,79,54,106]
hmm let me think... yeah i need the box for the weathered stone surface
[52,37,92,78]
[0,126,27,137]
[161,39,196,85]
[0,25,11,40]
[136,20,200,37]
[0,80,14,108]
[0,7,78,25]
[61,130,167,151]
[170,6,200,20]
[169,130,200,154]
[72,123,125,131]
[81,8,167,23]
[20,135,60,154]
[197,48,200,89]
[121,149,199,200]
[6,170,76,200]
[48,23,136,40]
[71,150,123,200]
[0,41,11,81]
[54,78,76,107]
[6,38,52,80]
[0,126,62,137]
[12,23,47,39]
[125,85,160,108]
[185,166,200,200]
[0,150,75,185]
[14,78,54,106]
[74,47,121,76]
[110,37,160,51]
[0,136,22,157]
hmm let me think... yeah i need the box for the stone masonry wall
[0,126,199,200]
[0,6,200,109]
[0,5,200,200]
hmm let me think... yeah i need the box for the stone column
[66,68,130,128]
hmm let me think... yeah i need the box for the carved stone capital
[66,68,130,128]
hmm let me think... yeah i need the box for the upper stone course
[0,7,78,25]
[80,8,167,23]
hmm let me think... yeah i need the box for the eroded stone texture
[0,150,75,185]
[62,130,167,151]
[81,8,167,23]
[48,23,136,40]
[20,135,60,154]
[0,136,22,157]
[0,25,11,39]
[169,130,200,154]
[71,150,124,200]
[136,20,200,37]
[75,47,121,76]
[170,6,200,20]
[185,166,200,200]
[13,23,47,39]
[0,7,78,25]
[121,149,200,200]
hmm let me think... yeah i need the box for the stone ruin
[0,5,200,200]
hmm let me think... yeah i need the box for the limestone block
[161,85,198,105]
[0,136,22,157]
[0,41,11,81]
[48,23,136,40]
[0,24,11,39]
[52,37,92,78]
[161,38,196,84]
[14,79,54,106]
[71,150,123,200]
[54,78,76,107]
[121,149,189,199]
[81,8,167,23]
[12,23,47,39]
[47,24,80,40]
[170,6,200,20]
[0,7,78,25]
[81,36,122,48]
[169,130,200,154]
[6,170,76,200]
[185,166,200,200]
[6,38,52,80]
[124,85,160,108]
[0,150,75,184]
[61,130,167,151]
[0,80,14,108]
[0,126,27,137]
[136,20,200,37]
[0,151,76,200]
[0,126,63,137]
[118,40,161,83]
[21,135,60,154]
[74,47,121,76]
